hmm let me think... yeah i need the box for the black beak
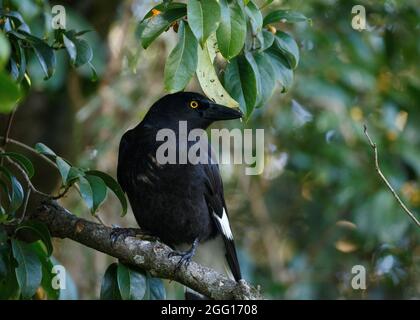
[202,102,243,121]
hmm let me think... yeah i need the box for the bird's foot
[110,226,157,246]
[169,238,199,272]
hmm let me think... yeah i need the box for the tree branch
[31,199,263,300]
[363,125,420,228]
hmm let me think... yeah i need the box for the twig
[5,157,75,201]
[94,214,106,226]
[0,111,16,167]
[2,110,16,148]
[5,157,51,198]
[0,136,57,169]
[363,124,420,228]
[17,188,31,224]
[51,184,72,200]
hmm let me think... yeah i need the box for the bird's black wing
[117,125,156,194]
[203,163,242,281]
[117,130,131,193]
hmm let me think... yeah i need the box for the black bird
[117,92,243,299]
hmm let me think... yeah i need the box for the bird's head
[143,92,243,129]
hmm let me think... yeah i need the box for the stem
[363,124,420,228]
[0,136,57,169]
[5,157,51,198]
[259,0,272,10]
[16,188,31,224]
[2,110,16,148]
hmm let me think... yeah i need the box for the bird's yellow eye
[190,100,199,109]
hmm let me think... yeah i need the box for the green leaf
[100,263,122,300]
[40,256,60,299]
[143,3,187,20]
[11,239,42,299]
[146,274,166,300]
[55,157,71,184]
[216,0,246,60]
[7,34,28,83]
[0,10,30,32]
[15,221,53,257]
[244,0,263,50]
[0,240,9,278]
[0,247,20,299]
[0,177,10,201]
[273,31,299,69]
[245,1,263,31]
[33,46,55,78]
[137,4,187,49]
[187,0,221,46]
[74,38,93,67]
[0,272,20,299]
[29,241,60,300]
[15,43,27,83]
[63,34,76,64]
[75,30,92,37]
[88,62,98,81]
[35,143,57,157]
[263,10,310,26]
[266,43,294,92]
[0,166,24,214]
[55,157,79,186]
[261,29,274,51]
[85,170,128,217]
[9,57,19,80]
[196,35,239,108]
[0,72,21,114]
[224,52,260,116]
[63,31,93,67]
[0,259,7,285]
[19,32,56,79]
[0,152,34,178]
[0,31,11,69]
[164,21,198,93]
[254,52,276,108]
[85,174,107,214]
[78,176,93,212]
[116,263,130,300]
[117,263,147,300]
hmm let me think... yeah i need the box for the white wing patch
[213,209,234,240]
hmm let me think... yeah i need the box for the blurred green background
[3,0,420,299]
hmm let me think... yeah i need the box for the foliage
[1,0,419,301]
[0,0,310,300]
[251,0,420,299]
[0,0,125,299]
[0,3,96,115]
[100,262,166,300]
[137,0,309,118]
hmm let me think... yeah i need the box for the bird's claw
[169,250,195,272]
[168,238,199,272]
[110,227,133,246]
[110,227,156,246]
